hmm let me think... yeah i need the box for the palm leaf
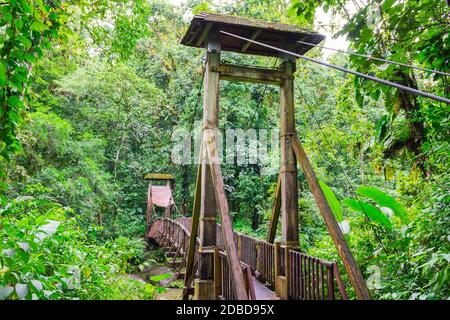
[356,186,408,223]
[319,180,343,222]
[343,198,392,230]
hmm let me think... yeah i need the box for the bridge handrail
[148,217,348,300]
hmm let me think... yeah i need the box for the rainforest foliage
[0,0,449,300]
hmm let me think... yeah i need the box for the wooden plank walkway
[253,277,279,300]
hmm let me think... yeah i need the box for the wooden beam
[186,32,196,45]
[213,64,283,85]
[241,29,261,52]
[182,147,202,300]
[290,136,372,300]
[267,174,281,243]
[204,128,249,300]
[144,173,175,180]
[333,263,349,300]
[185,21,201,45]
[196,22,213,47]
[243,265,256,300]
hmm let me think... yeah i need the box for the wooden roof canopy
[144,173,175,180]
[181,12,325,57]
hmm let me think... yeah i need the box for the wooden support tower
[195,32,221,299]
[180,12,371,300]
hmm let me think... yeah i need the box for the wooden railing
[148,217,199,274]
[148,217,348,300]
[215,249,257,300]
[287,250,345,300]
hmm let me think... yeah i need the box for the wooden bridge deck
[252,277,279,300]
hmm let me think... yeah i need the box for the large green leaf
[343,198,392,230]
[382,0,396,10]
[356,186,408,223]
[319,180,343,222]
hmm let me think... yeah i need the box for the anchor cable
[220,30,450,104]
[296,39,450,77]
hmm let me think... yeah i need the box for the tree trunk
[384,71,426,173]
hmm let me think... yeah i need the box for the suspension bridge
[144,12,449,301]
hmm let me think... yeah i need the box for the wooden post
[255,242,261,278]
[274,242,281,279]
[291,136,372,300]
[214,248,222,298]
[327,265,335,300]
[165,180,174,218]
[145,181,153,240]
[274,241,288,299]
[267,174,281,243]
[279,56,299,248]
[278,55,298,299]
[284,246,291,299]
[237,235,242,260]
[195,31,221,300]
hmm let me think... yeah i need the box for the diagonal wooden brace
[267,173,281,243]
[204,128,248,300]
[290,135,371,300]
[182,142,203,300]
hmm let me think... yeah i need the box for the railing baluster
[327,264,334,300]
[316,259,320,299]
[300,254,304,299]
[312,258,315,299]
[307,257,311,300]
[321,264,325,300]
[295,252,298,299]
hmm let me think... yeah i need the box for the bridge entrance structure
[148,12,371,300]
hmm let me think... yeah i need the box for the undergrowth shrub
[0,196,153,300]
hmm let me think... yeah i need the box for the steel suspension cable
[220,30,450,104]
[296,40,450,77]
